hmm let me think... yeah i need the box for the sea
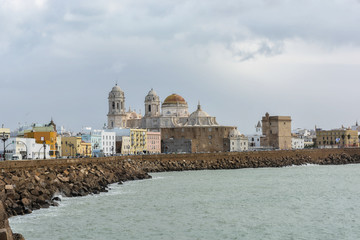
[9,164,360,240]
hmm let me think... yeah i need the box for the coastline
[1,148,360,239]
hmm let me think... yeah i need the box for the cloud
[0,0,360,133]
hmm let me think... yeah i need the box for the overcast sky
[1,0,360,134]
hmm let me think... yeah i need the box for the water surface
[10,164,360,239]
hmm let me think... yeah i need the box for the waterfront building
[292,128,315,148]
[129,129,147,154]
[161,126,236,153]
[81,128,102,156]
[105,84,242,153]
[315,128,359,148]
[6,137,50,159]
[61,136,81,157]
[146,131,161,154]
[260,113,292,150]
[61,136,92,157]
[247,121,262,150]
[111,128,147,154]
[227,129,248,152]
[291,134,305,149]
[118,136,131,155]
[23,120,60,158]
[101,131,116,156]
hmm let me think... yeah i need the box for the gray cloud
[1,0,360,133]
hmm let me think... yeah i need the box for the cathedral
[107,84,246,153]
[107,84,219,130]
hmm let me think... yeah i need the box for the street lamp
[43,141,46,160]
[1,132,9,160]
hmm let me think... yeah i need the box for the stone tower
[107,84,127,128]
[144,88,160,117]
[260,112,292,150]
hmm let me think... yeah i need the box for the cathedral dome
[145,88,160,102]
[111,84,123,93]
[184,103,218,126]
[163,94,187,105]
[147,88,158,96]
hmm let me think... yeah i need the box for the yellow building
[80,141,92,157]
[316,129,359,148]
[61,136,92,157]
[130,129,147,154]
[24,120,59,158]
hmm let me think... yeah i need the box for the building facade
[146,131,161,154]
[6,137,50,160]
[23,120,60,158]
[247,121,262,150]
[228,129,249,152]
[316,128,359,148]
[101,131,116,156]
[61,136,81,157]
[260,113,292,150]
[106,85,240,153]
[130,129,147,154]
[291,135,305,149]
[161,126,236,153]
[81,128,102,156]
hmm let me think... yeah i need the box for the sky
[1,0,360,134]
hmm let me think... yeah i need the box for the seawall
[1,148,360,218]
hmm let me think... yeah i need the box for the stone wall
[161,126,236,153]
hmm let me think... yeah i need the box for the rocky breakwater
[0,160,150,217]
[139,151,360,172]
[0,201,24,240]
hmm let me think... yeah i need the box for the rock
[0,200,15,240]
[21,198,31,207]
[34,175,41,182]
[51,197,61,202]
[13,233,25,240]
[4,185,13,191]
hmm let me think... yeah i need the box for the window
[148,105,151,112]
[112,102,115,109]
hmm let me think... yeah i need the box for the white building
[101,130,116,156]
[291,135,305,149]
[229,129,248,152]
[7,137,51,159]
[247,121,262,150]
[292,128,315,148]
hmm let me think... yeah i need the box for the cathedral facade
[107,85,219,130]
[107,84,244,153]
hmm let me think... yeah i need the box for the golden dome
[163,94,187,105]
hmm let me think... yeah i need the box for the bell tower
[107,84,127,128]
[144,88,160,117]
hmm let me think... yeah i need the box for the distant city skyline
[1,0,360,134]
